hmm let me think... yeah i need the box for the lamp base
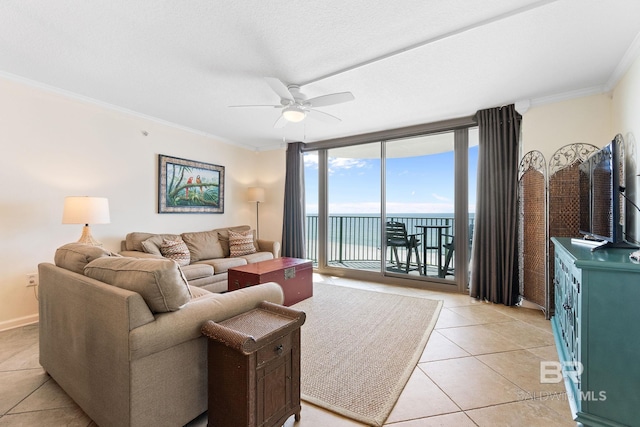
[77,225,103,246]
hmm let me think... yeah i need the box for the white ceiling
[1,0,639,151]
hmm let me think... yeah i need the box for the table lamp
[62,196,110,246]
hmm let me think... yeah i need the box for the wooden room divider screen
[518,143,598,319]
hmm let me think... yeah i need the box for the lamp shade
[247,187,265,203]
[62,197,110,225]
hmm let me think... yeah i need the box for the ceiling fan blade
[273,114,288,129]
[229,104,281,108]
[265,77,295,102]
[306,92,354,108]
[307,109,341,124]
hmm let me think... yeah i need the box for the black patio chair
[441,224,474,277]
[386,221,422,273]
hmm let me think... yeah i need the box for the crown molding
[605,30,640,92]
[526,85,607,109]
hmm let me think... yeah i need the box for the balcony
[305,215,474,277]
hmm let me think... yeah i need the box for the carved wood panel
[547,143,598,317]
[518,151,547,313]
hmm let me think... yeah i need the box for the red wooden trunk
[228,257,313,306]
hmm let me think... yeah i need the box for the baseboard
[0,314,39,332]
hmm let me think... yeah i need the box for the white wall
[0,77,283,329]
[252,148,286,244]
[521,93,612,161]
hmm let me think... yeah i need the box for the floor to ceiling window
[303,118,477,292]
[326,143,381,271]
[385,132,456,281]
[304,151,319,263]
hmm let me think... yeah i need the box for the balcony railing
[305,215,474,268]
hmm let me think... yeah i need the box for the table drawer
[257,334,292,367]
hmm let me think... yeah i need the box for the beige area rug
[292,283,443,426]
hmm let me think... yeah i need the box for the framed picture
[158,154,225,213]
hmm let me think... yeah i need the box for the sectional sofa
[39,242,284,427]
[119,225,281,292]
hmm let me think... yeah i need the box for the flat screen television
[578,139,632,250]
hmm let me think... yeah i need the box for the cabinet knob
[275,344,284,356]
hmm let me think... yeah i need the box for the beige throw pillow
[181,230,225,262]
[229,230,257,256]
[159,237,190,266]
[216,225,251,256]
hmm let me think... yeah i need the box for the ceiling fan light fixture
[282,105,306,122]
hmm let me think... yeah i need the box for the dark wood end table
[202,301,306,427]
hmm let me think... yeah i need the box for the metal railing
[305,215,474,265]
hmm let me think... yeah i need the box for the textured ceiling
[1,0,639,150]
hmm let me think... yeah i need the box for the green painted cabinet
[551,237,640,427]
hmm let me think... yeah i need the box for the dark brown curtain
[470,105,521,305]
[281,142,306,258]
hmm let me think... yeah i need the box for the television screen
[576,136,632,250]
[590,146,614,241]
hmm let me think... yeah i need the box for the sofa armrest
[257,239,281,258]
[128,282,285,360]
[119,250,163,259]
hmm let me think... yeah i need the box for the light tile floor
[0,274,576,426]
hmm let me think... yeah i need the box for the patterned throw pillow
[159,237,191,266]
[228,230,257,256]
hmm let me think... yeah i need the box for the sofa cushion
[181,230,224,262]
[240,251,274,264]
[84,257,192,313]
[54,243,118,275]
[159,237,190,266]
[229,230,257,256]
[181,263,215,280]
[195,257,247,274]
[216,225,252,257]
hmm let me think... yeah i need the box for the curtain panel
[470,105,521,305]
[281,141,306,258]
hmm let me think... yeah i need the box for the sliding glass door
[326,143,381,270]
[304,122,477,291]
[385,132,456,280]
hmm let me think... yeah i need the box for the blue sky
[304,146,478,214]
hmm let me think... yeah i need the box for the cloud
[328,157,368,173]
[431,193,451,202]
[304,154,369,174]
[304,153,319,169]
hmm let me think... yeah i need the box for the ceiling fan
[230,77,355,128]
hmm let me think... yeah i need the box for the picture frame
[158,154,225,213]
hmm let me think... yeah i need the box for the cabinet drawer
[257,334,292,367]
